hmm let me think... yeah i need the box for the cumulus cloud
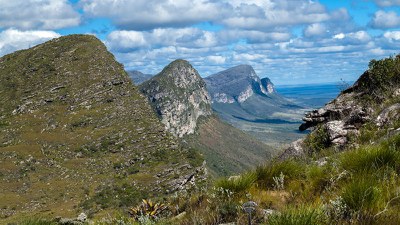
[0,0,80,30]
[82,0,229,30]
[0,29,60,56]
[304,23,327,37]
[106,28,218,52]
[374,0,400,7]
[369,10,400,29]
[207,55,226,64]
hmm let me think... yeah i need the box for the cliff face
[140,59,212,137]
[0,35,205,220]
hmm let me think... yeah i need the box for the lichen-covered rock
[140,59,212,137]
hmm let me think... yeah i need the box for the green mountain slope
[0,35,204,222]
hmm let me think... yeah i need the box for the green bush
[215,172,256,193]
[306,165,331,194]
[255,160,305,189]
[303,126,331,154]
[267,206,323,225]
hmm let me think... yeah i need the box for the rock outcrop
[281,55,400,158]
[140,59,212,137]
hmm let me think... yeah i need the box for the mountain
[0,35,205,222]
[139,59,213,138]
[140,60,274,176]
[127,70,153,84]
[204,65,306,146]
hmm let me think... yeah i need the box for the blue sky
[0,0,399,85]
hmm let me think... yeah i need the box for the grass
[255,160,305,189]
[267,206,323,225]
[215,172,256,193]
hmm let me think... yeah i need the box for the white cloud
[369,10,400,29]
[304,23,327,37]
[207,55,226,64]
[374,0,400,7]
[0,29,60,56]
[333,33,345,39]
[383,31,400,41]
[0,0,80,30]
[106,28,218,52]
[82,0,229,30]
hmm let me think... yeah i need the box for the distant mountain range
[127,70,153,84]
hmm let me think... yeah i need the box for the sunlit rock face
[140,59,212,137]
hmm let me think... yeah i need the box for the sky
[0,0,399,85]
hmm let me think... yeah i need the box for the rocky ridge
[139,59,212,137]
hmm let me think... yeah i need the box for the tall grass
[255,160,305,189]
[267,206,323,225]
[215,172,256,193]
[340,144,400,173]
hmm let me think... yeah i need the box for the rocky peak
[205,65,275,104]
[140,59,212,137]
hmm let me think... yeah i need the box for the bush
[267,206,323,225]
[303,126,331,154]
[255,160,305,189]
[306,165,331,194]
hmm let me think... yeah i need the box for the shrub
[306,165,331,194]
[303,126,331,154]
[19,218,58,225]
[255,160,305,189]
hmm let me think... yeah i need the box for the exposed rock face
[205,65,275,104]
[127,70,153,84]
[140,59,212,137]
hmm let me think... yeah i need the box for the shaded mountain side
[0,35,204,222]
[184,116,274,177]
[127,70,153,84]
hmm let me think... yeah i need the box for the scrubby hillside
[0,35,205,223]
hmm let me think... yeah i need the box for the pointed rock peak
[140,60,212,137]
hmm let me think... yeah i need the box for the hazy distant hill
[127,70,153,84]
